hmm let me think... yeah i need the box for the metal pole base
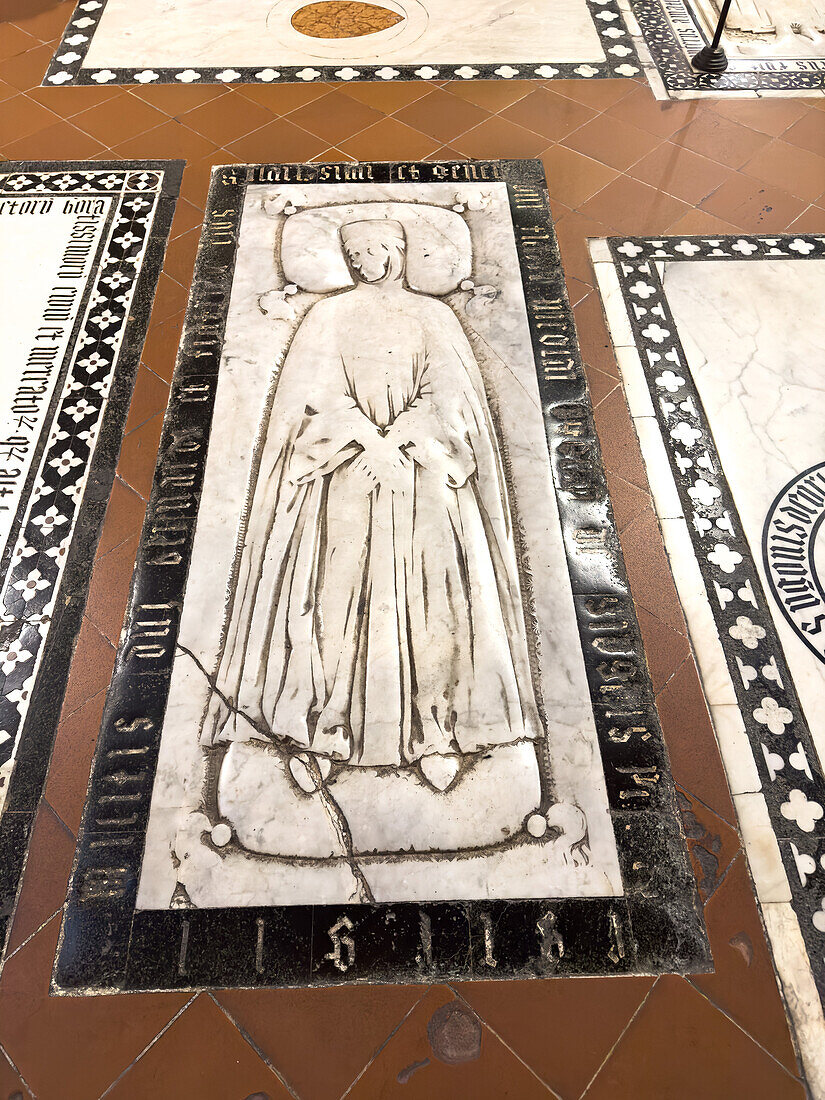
[691,44,729,73]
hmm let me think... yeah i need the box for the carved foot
[419,753,461,792]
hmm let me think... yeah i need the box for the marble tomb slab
[52,160,707,993]
[0,160,182,973]
[630,0,825,97]
[593,232,825,1094]
[44,0,641,86]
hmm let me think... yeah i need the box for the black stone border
[52,160,709,993]
[0,160,183,973]
[44,0,641,86]
[630,0,825,94]
[605,232,825,1005]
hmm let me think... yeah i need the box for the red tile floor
[1,1,824,1096]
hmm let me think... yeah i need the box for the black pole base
[691,44,729,73]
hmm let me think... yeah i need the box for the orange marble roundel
[291,0,405,38]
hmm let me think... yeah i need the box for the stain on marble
[291,1,404,39]
[0,159,181,975]
[52,160,707,992]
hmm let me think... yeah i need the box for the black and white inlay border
[630,0,825,95]
[44,0,641,86]
[52,160,707,994]
[607,233,825,1005]
[0,161,181,971]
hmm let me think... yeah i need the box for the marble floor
[45,0,641,85]
[1,0,825,1095]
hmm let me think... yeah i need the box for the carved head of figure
[340,219,406,285]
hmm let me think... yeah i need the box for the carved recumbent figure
[192,202,587,864]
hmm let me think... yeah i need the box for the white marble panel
[662,258,825,765]
[82,0,606,69]
[137,181,621,910]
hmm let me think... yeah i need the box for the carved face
[341,220,405,284]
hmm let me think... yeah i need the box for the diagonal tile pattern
[0,0,823,1094]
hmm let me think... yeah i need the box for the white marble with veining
[82,0,606,68]
[137,181,621,910]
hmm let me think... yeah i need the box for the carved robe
[203,283,543,766]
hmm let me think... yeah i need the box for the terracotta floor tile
[628,141,737,205]
[709,96,811,137]
[637,605,690,693]
[290,88,386,145]
[700,173,807,232]
[743,138,825,203]
[341,79,431,112]
[43,687,107,835]
[459,976,653,1099]
[562,112,662,172]
[159,224,201,288]
[553,208,611,286]
[26,83,121,118]
[237,80,333,112]
[4,804,73,955]
[584,362,618,408]
[148,269,190,324]
[395,87,490,145]
[0,23,36,63]
[658,661,737,827]
[215,985,425,1098]
[2,118,104,160]
[584,977,806,1100]
[605,83,702,138]
[0,42,55,91]
[665,209,744,236]
[539,144,618,209]
[0,91,56,144]
[7,0,73,43]
[550,76,637,110]
[691,855,801,1073]
[427,143,469,161]
[619,506,686,636]
[117,412,165,499]
[500,87,597,143]
[578,174,691,234]
[0,916,190,1100]
[105,995,291,1100]
[225,115,328,162]
[71,93,167,147]
[113,117,218,161]
[310,143,357,162]
[346,986,552,1100]
[0,1045,30,1099]
[453,114,549,159]
[140,316,184,383]
[593,389,650,486]
[59,615,115,719]
[135,83,229,115]
[788,203,825,233]
[678,785,741,903]
[444,78,536,112]
[781,108,825,156]
[671,111,769,170]
[341,116,439,161]
[169,197,208,239]
[95,476,146,559]
[124,364,171,434]
[605,469,651,533]
[84,534,140,645]
[180,90,275,146]
[575,291,622,377]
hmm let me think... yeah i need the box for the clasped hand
[351,433,411,495]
